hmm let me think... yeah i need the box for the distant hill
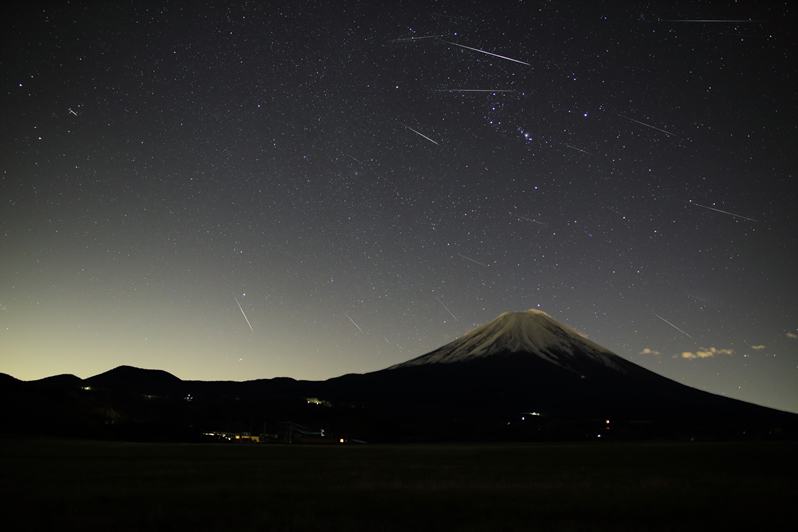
[0,373,23,386]
[85,365,182,393]
[32,374,83,387]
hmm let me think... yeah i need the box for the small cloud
[751,345,766,350]
[680,347,733,359]
[787,332,798,339]
[640,348,661,355]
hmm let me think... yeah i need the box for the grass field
[2,436,795,531]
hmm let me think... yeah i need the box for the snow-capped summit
[390,309,628,374]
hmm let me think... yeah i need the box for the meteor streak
[431,13,469,21]
[596,202,620,215]
[399,123,440,145]
[561,143,591,154]
[435,89,516,92]
[457,253,488,267]
[438,39,530,66]
[684,201,756,222]
[233,294,254,332]
[342,152,362,164]
[390,35,447,42]
[435,297,458,321]
[516,215,547,226]
[653,312,693,339]
[343,312,365,334]
[663,19,760,23]
[618,115,678,137]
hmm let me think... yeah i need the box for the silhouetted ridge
[3,311,796,442]
[85,365,182,392]
[32,374,84,387]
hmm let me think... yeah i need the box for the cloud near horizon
[639,348,661,355]
[679,347,734,359]
[751,345,765,350]
[787,332,798,339]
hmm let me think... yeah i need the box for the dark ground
[2,436,795,531]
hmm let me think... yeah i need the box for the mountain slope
[390,309,629,374]
[85,365,182,393]
[321,310,792,426]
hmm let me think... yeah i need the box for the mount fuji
[320,309,791,428]
[389,309,629,373]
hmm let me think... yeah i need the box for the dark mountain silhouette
[318,310,790,426]
[3,310,796,442]
[0,372,22,387]
[31,374,83,387]
[85,365,182,392]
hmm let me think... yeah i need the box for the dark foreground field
[2,437,795,531]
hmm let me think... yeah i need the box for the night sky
[2,1,796,413]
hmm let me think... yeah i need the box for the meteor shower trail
[653,312,693,339]
[435,297,459,321]
[435,89,516,92]
[399,123,440,145]
[343,312,365,333]
[561,143,591,154]
[438,39,530,66]
[342,152,363,164]
[233,294,254,332]
[517,215,548,225]
[619,115,678,137]
[597,202,620,215]
[685,201,756,222]
[389,35,447,42]
[663,19,761,23]
[457,253,489,267]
